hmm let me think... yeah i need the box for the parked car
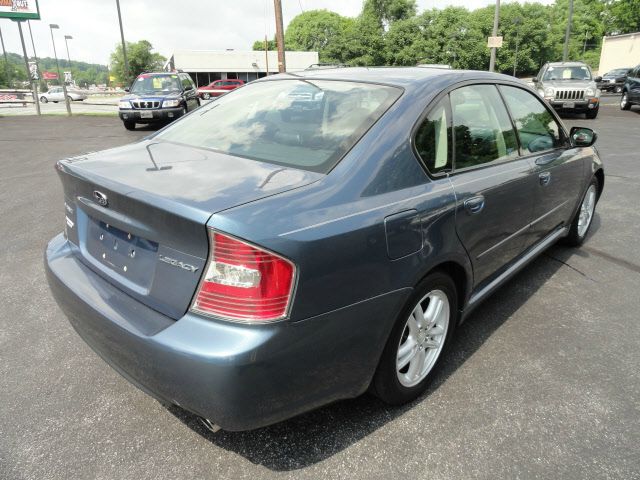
[533,61,602,118]
[598,67,632,93]
[620,64,640,111]
[39,87,87,103]
[46,68,604,432]
[197,79,244,100]
[118,72,200,130]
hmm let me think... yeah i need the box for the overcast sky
[1,0,553,66]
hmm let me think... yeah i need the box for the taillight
[191,230,296,322]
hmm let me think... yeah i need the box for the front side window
[499,85,563,154]
[156,79,401,173]
[451,85,518,169]
[414,97,451,174]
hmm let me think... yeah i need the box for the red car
[197,79,245,99]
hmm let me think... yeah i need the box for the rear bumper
[45,234,408,431]
[119,107,184,124]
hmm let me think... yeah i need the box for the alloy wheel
[621,94,628,109]
[577,185,597,238]
[396,289,450,387]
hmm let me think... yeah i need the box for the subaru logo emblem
[93,190,108,207]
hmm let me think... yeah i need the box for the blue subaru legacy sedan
[46,68,604,431]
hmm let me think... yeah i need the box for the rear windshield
[156,79,401,173]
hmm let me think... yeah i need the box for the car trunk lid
[57,140,322,320]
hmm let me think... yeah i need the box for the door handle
[539,171,551,186]
[464,195,485,214]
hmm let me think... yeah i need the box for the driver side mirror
[594,76,602,82]
[532,77,539,83]
[570,127,597,147]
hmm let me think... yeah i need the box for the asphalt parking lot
[1,103,639,480]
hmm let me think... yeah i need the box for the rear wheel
[586,107,599,119]
[372,271,457,405]
[123,121,136,131]
[621,92,631,110]
[67,95,74,102]
[615,85,623,94]
[564,177,598,247]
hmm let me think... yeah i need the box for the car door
[50,87,63,101]
[629,67,640,102]
[448,84,537,286]
[499,85,583,245]
[180,74,198,111]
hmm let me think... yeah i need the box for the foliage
[251,0,640,75]
[285,10,354,63]
[603,0,640,34]
[0,51,107,89]
[109,40,166,84]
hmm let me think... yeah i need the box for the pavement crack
[582,246,640,276]
[544,253,597,282]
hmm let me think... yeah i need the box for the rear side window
[414,97,451,174]
[499,85,563,154]
[451,85,518,169]
[156,80,401,173]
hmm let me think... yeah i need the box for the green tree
[603,0,640,34]
[285,10,354,63]
[109,40,166,84]
[252,38,277,51]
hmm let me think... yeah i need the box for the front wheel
[372,271,457,405]
[564,177,599,247]
[615,85,623,94]
[203,93,211,100]
[123,121,136,131]
[40,96,48,103]
[621,92,631,110]
[586,107,599,119]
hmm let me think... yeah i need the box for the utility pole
[273,0,286,73]
[16,20,40,115]
[0,25,10,87]
[563,0,573,62]
[513,17,521,77]
[264,35,270,75]
[27,20,40,81]
[489,0,500,72]
[49,24,71,116]
[115,0,130,83]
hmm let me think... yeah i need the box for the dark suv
[118,72,200,130]
[598,67,632,93]
[620,65,640,111]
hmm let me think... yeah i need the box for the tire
[203,93,211,100]
[564,177,599,247]
[620,92,631,110]
[67,96,74,102]
[585,107,599,119]
[615,85,623,94]
[123,121,136,131]
[40,96,48,103]
[372,271,457,405]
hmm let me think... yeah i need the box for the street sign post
[487,36,503,48]
[0,0,40,20]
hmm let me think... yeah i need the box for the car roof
[545,61,589,67]
[262,67,522,90]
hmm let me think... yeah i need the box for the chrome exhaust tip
[198,417,221,433]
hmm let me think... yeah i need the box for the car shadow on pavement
[166,219,600,471]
